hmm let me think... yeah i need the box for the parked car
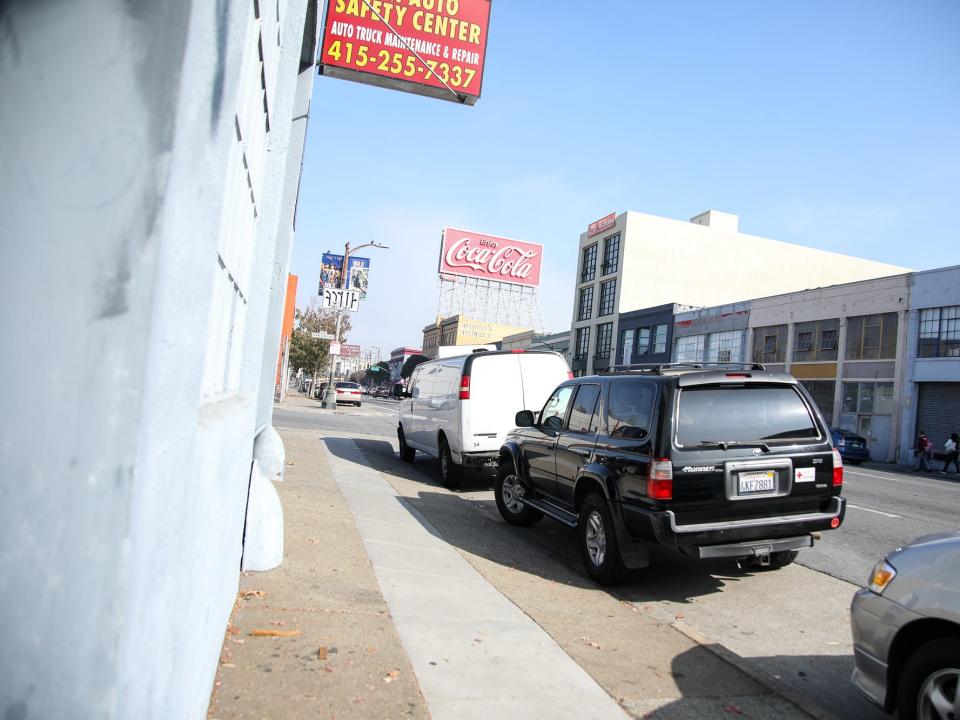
[832,428,871,465]
[850,531,960,720]
[313,382,327,399]
[495,364,846,584]
[373,385,389,398]
[334,381,362,406]
[398,350,572,487]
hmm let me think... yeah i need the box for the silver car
[850,531,960,720]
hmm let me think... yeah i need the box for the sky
[291,0,960,358]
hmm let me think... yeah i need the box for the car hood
[883,531,960,622]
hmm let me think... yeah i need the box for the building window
[707,330,743,363]
[793,319,840,362]
[636,327,651,356]
[595,322,613,358]
[580,244,597,283]
[918,305,960,358]
[577,286,593,321]
[598,279,616,316]
[752,324,788,364]
[601,233,620,275]
[800,380,836,425]
[619,328,634,365]
[634,323,669,356]
[574,326,590,360]
[652,324,667,354]
[839,381,894,437]
[675,335,705,363]
[846,313,898,360]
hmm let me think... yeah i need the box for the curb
[669,620,845,720]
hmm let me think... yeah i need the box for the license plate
[738,470,776,495]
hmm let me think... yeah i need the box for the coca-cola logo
[444,235,538,282]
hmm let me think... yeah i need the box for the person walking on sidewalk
[941,432,960,473]
[915,430,934,472]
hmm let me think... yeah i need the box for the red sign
[587,212,617,237]
[319,0,491,105]
[439,228,543,288]
[339,343,361,358]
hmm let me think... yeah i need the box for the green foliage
[288,304,352,377]
[364,361,391,383]
[400,354,429,379]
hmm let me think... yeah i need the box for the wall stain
[210,0,231,132]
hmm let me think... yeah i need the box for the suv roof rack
[601,362,766,375]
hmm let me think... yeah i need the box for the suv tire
[896,637,960,720]
[398,426,415,463]
[494,463,543,526]
[438,437,463,489]
[578,493,627,585]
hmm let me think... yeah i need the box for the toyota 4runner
[496,364,846,584]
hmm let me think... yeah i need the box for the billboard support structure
[437,275,544,332]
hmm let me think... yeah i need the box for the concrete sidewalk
[208,427,817,719]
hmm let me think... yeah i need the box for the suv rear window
[676,385,819,447]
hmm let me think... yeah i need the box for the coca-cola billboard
[439,228,543,288]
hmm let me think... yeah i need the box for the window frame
[595,322,613,359]
[598,279,616,316]
[577,286,594,322]
[601,233,621,275]
[580,244,598,284]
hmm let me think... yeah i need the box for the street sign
[311,331,336,340]
[329,342,341,356]
[321,287,361,312]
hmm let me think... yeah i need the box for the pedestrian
[941,432,960,474]
[915,430,933,472]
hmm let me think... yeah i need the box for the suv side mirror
[515,410,535,427]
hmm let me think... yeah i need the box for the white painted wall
[0,0,317,717]
[617,210,910,314]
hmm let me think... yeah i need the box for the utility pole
[321,240,388,409]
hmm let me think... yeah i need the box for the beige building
[571,209,910,375]
[422,315,531,358]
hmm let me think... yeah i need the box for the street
[272,393,960,720]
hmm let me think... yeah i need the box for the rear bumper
[619,495,846,551]
[460,451,500,467]
[692,535,813,559]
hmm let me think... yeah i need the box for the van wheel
[438,437,463,488]
[495,463,542,526]
[578,493,627,585]
[397,426,415,463]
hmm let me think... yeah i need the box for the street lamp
[321,241,389,409]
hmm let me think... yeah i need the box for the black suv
[495,364,846,584]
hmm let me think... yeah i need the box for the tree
[288,303,352,381]
[401,354,429,379]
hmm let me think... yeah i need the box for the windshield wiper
[698,440,771,452]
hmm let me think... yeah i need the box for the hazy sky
[291,0,960,358]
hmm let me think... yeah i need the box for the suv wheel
[896,638,960,720]
[578,493,626,585]
[494,464,542,526]
[397,426,415,463]
[438,437,463,489]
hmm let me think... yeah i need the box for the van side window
[567,384,601,433]
[541,386,574,431]
[410,368,421,399]
[607,381,655,439]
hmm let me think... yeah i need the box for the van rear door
[518,353,571,411]
[464,354,525,454]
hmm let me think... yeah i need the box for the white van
[398,350,571,487]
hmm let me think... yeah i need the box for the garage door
[916,382,960,451]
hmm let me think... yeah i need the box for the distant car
[850,531,960,719]
[831,428,870,465]
[373,386,388,398]
[335,381,362,406]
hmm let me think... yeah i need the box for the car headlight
[868,558,897,594]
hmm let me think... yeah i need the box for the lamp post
[321,240,388,409]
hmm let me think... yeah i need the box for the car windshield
[676,385,820,447]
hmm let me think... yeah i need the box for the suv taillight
[832,449,843,487]
[647,458,673,500]
[459,375,470,400]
